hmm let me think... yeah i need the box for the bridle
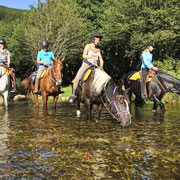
[100,86,131,121]
[49,62,63,86]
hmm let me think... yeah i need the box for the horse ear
[61,57,65,63]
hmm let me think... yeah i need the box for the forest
[0,0,179,89]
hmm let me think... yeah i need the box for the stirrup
[68,94,77,103]
[11,87,16,92]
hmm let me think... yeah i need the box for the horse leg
[84,99,92,120]
[153,95,164,111]
[2,91,9,109]
[76,99,81,117]
[53,95,59,109]
[32,93,39,108]
[97,103,103,119]
[42,91,48,109]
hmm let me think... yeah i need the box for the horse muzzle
[118,112,132,127]
[55,80,62,86]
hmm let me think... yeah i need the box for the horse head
[51,58,65,86]
[156,72,180,95]
[109,88,131,127]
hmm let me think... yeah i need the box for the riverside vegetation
[0,0,179,103]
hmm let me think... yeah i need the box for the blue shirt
[37,49,55,67]
[141,51,153,69]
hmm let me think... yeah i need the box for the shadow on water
[0,101,179,179]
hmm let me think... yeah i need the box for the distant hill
[0,5,26,22]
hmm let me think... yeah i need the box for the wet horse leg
[153,95,165,111]
[2,91,9,109]
[32,93,39,108]
[53,95,59,109]
[42,91,48,109]
[76,99,81,117]
[84,98,92,120]
[97,103,103,119]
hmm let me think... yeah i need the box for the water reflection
[0,102,179,179]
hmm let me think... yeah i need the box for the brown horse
[21,58,64,109]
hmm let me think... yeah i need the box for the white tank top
[82,48,100,66]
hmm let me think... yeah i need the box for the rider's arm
[99,51,104,68]
[36,59,48,66]
[36,51,48,66]
[82,44,98,60]
[7,54,11,68]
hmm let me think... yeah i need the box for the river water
[0,101,179,179]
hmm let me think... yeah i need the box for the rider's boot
[68,89,77,103]
[59,88,65,94]
[33,78,39,94]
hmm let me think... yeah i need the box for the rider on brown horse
[69,32,104,103]
[33,40,64,94]
[140,41,158,99]
[33,40,55,93]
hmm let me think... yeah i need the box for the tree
[102,0,180,81]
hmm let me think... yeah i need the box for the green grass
[61,85,72,97]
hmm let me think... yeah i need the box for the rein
[49,64,62,85]
[154,73,180,97]
[154,75,167,93]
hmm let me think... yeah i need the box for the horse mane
[157,71,180,84]
[91,69,111,94]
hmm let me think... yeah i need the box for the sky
[0,0,46,10]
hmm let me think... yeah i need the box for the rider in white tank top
[82,48,100,66]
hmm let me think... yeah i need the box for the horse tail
[21,76,32,94]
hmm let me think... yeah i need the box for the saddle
[0,66,13,76]
[72,66,94,85]
[30,69,47,84]
[129,69,156,82]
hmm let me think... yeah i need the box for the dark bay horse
[21,58,64,109]
[76,68,131,127]
[124,71,180,110]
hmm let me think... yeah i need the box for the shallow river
[0,101,179,179]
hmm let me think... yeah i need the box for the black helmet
[146,41,155,47]
[41,40,49,47]
[0,39,6,45]
[91,32,103,39]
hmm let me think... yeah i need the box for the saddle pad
[1,67,10,75]
[129,71,152,82]
[41,70,46,78]
[72,69,92,83]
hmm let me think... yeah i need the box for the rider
[33,40,55,93]
[0,39,16,92]
[69,32,104,103]
[141,41,158,99]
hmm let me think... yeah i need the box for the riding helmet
[146,41,155,47]
[0,39,6,45]
[41,40,49,47]
[91,32,103,39]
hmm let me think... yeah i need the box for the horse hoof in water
[76,110,81,117]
